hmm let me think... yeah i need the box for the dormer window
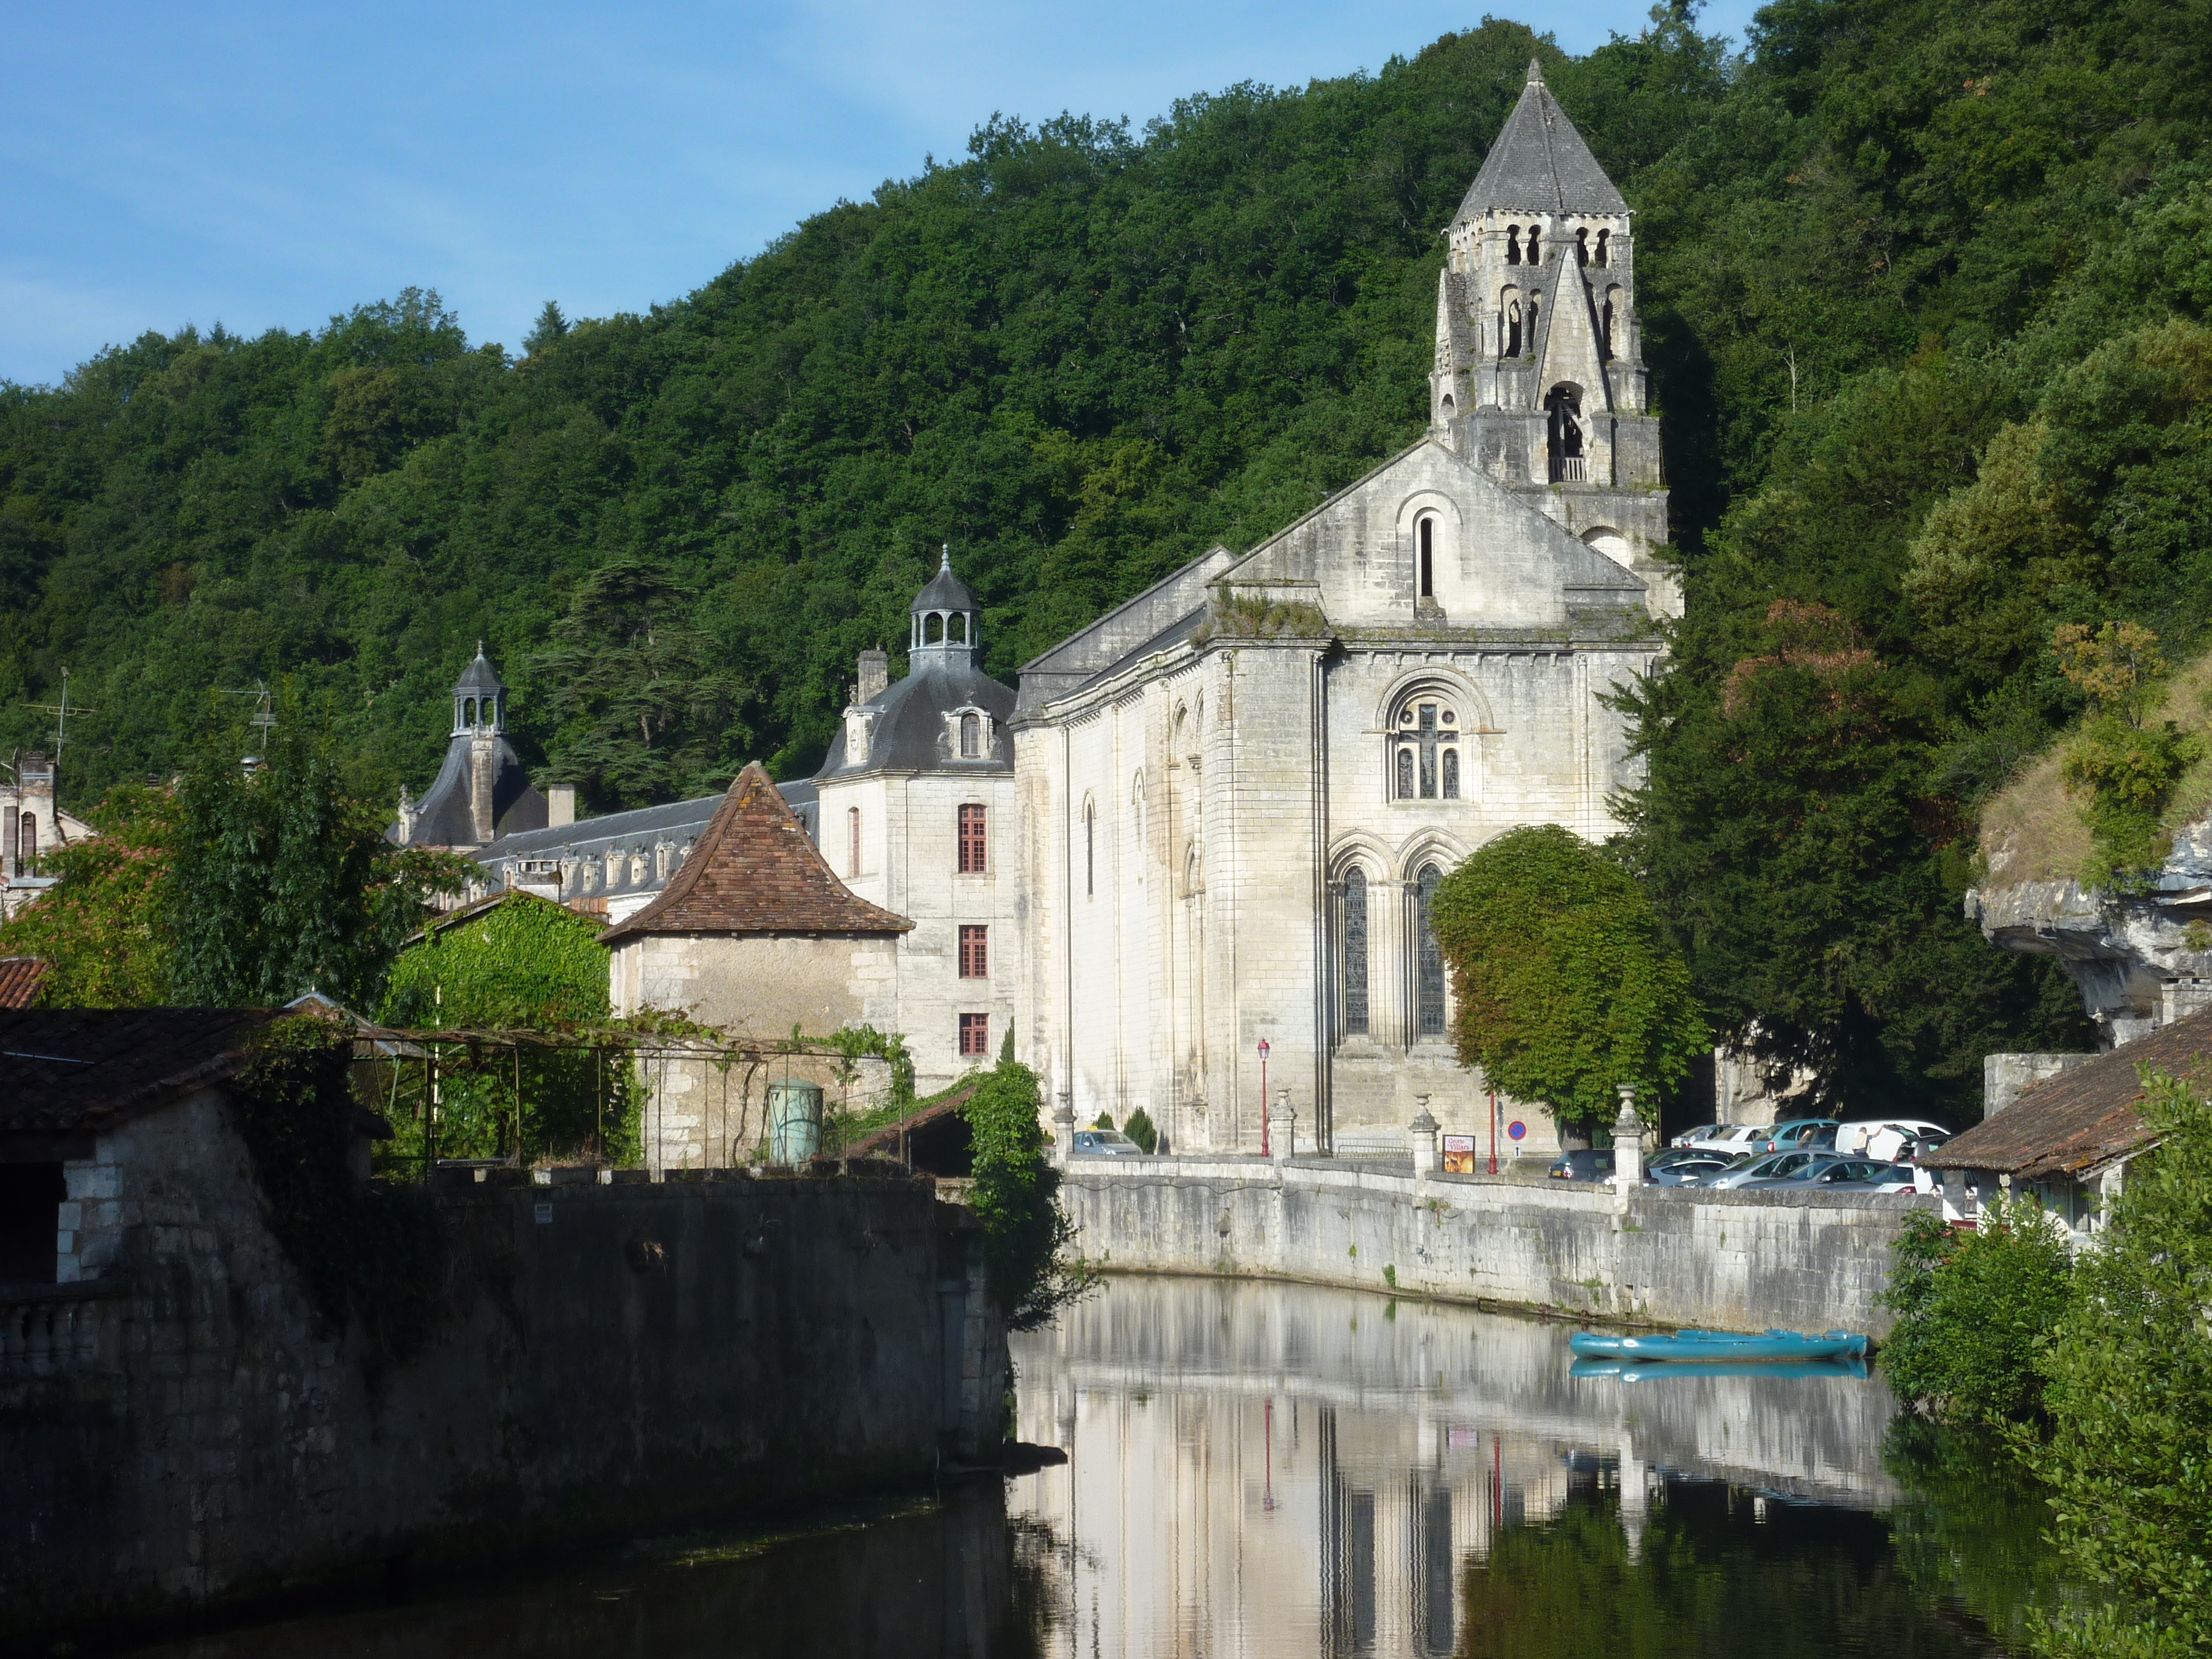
[960,713,980,757]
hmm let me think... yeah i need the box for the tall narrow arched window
[1441,748,1461,799]
[959,713,980,757]
[1595,228,1611,268]
[949,612,967,643]
[1396,746,1415,800]
[1418,518,1435,600]
[1504,297,1521,357]
[1526,225,1541,263]
[1084,802,1096,897]
[1505,226,1521,265]
[1601,293,1617,361]
[848,807,860,877]
[1342,868,1370,1036]
[1416,863,1446,1039]
[925,612,944,644]
[1575,226,1589,267]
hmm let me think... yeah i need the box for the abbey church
[402,64,1669,1165]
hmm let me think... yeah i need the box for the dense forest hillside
[5,0,2211,1112]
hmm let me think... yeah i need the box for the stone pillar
[1269,1090,1295,1164]
[1409,1098,1439,1175]
[1612,1085,1644,1191]
[1051,1091,1076,1171]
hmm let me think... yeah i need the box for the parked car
[1069,1129,1145,1157]
[1834,1118,1949,1159]
[1647,1154,1733,1187]
[1737,1156,1893,1191]
[1758,1118,1840,1153]
[1695,1149,1821,1189]
[1683,1124,1767,1155]
[1547,1150,1617,1182]
[1669,1122,1724,1149]
[1890,1130,1951,1164]
[1818,1162,1920,1194]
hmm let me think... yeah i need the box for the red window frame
[959,924,988,979]
[959,1013,990,1057]
[958,803,987,874]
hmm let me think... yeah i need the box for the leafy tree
[1877,1200,2076,1423]
[165,700,469,1008]
[2031,1067,2212,1659]
[378,891,632,1162]
[961,1031,1093,1330]
[0,785,177,1005]
[1429,825,1707,1136]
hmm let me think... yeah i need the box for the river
[112,1276,2057,1658]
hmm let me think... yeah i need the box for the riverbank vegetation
[963,1036,1096,1330]
[1882,1067,2212,1657]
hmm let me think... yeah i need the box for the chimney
[13,752,55,875]
[856,649,889,706]
[546,783,576,828]
[469,739,495,844]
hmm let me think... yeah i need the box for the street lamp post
[1489,1088,1499,1176]
[1257,1038,1272,1157]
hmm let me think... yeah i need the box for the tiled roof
[0,1008,280,1133]
[600,763,913,943]
[1923,1010,2212,1179]
[1454,62,1630,221]
[0,956,47,1010]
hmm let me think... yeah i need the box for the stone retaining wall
[1,1087,1005,1641]
[1060,1156,1931,1335]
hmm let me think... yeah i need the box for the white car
[1835,1119,1949,1161]
[1683,1124,1766,1155]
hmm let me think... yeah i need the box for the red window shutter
[959,804,986,873]
[959,925,988,978]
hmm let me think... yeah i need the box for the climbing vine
[229,1015,447,1362]
[378,893,637,1163]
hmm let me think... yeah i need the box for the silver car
[1694,1148,1820,1188]
[1737,1156,1892,1191]
[1069,1128,1145,1157]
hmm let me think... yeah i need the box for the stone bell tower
[1431,60,1676,616]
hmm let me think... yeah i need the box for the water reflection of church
[1009,1279,1898,1655]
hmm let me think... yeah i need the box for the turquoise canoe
[1568,1328,1870,1362]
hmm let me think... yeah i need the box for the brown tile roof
[0,956,47,1010]
[1925,1008,2212,1179]
[599,763,912,943]
[0,1008,281,1134]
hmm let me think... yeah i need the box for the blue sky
[0,1,1756,388]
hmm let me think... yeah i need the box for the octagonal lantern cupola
[451,641,507,737]
[910,546,981,668]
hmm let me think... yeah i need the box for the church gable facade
[1011,73,1667,1159]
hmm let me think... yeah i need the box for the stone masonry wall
[1,1088,1005,1640]
[1059,1156,1929,1337]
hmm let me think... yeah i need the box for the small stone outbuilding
[601,763,914,1170]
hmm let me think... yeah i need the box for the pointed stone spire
[1453,65,1627,220]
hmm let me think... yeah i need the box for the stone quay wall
[1059,1155,1932,1336]
[1,1088,1005,1641]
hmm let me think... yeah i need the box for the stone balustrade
[0,1282,125,1376]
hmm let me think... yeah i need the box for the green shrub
[1092,1111,1116,1131]
[2030,1068,2212,1659]
[961,1035,1096,1330]
[1879,1200,2076,1423]
[1123,1106,1158,1153]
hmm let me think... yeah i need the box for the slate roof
[913,551,978,614]
[0,956,47,1010]
[816,657,1016,779]
[401,731,546,847]
[1454,61,1630,221]
[1922,1010,2212,1179]
[599,763,912,942]
[0,1008,279,1133]
[453,644,505,695]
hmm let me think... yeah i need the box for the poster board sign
[1441,1134,1477,1175]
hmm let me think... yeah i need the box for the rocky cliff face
[1969,817,2212,1045]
